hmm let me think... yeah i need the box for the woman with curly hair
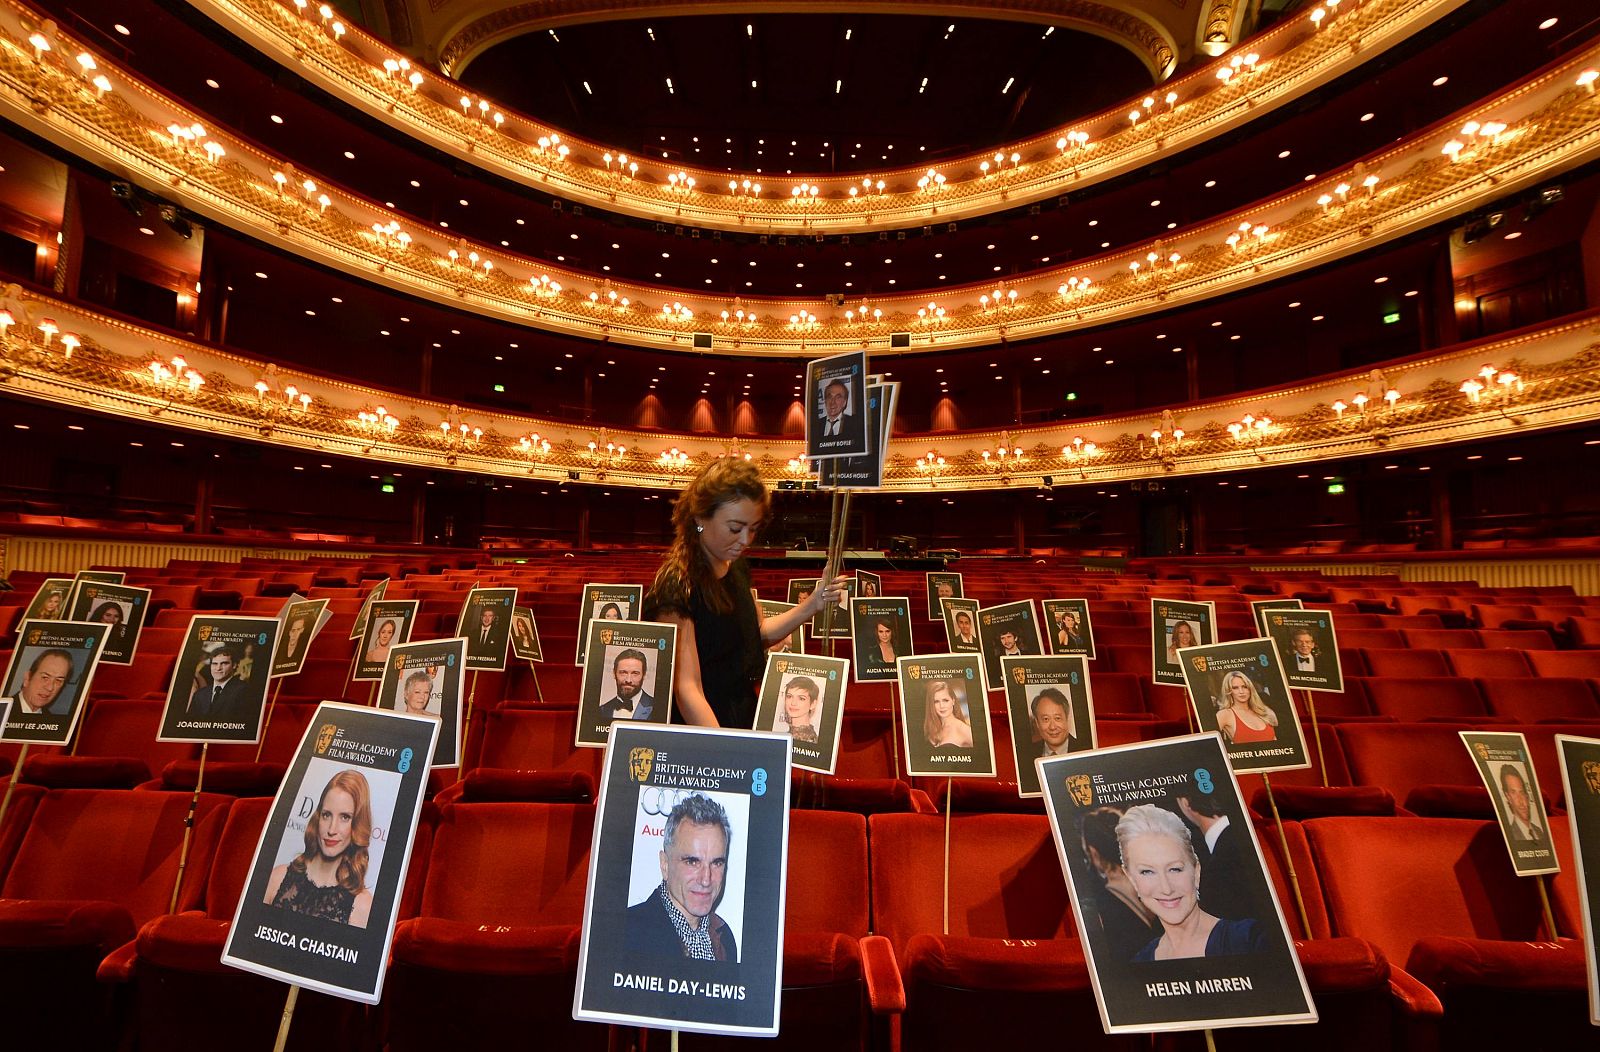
[643,458,848,727]
[264,769,375,928]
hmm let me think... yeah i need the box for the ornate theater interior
[1,0,1600,1047]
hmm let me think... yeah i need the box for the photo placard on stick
[1555,734,1600,1026]
[510,605,544,662]
[895,653,997,778]
[816,380,895,488]
[354,600,418,682]
[756,600,803,654]
[221,701,439,1004]
[1001,655,1098,797]
[576,583,645,666]
[924,572,964,622]
[804,349,870,461]
[1042,598,1097,659]
[0,619,110,745]
[753,652,848,775]
[785,578,819,609]
[849,596,913,682]
[159,615,280,744]
[378,637,466,769]
[1461,731,1559,876]
[71,569,126,590]
[1039,733,1317,1034]
[809,577,854,640]
[574,723,792,1036]
[977,599,1043,693]
[855,570,882,599]
[348,579,390,641]
[23,578,73,620]
[1262,609,1342,693]
[457,587,517,671]
[576,619,677,748]
[1250,599,1303,637]
[941,597,982,653]
[1152,599,1217,686]
[1177,638,1310,775]
[68,581,151,666]
[272,597,331,678]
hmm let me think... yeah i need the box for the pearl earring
[695,524,704,533]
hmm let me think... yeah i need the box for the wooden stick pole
[256,680,285,762]
[529,661,544,703]
[463,670,481,743]
[1204,1029,1219,1052]
[1261,774,1313,937]
[341,646,358,701]
[168,741,209,913]
[888,682,901,781]
[669,1029,678,1052]
[1535,874,1559,942]
[0,742,30,832]
[1302,689,1328,788]
[942,779,955,935]
[272,985,301,1052]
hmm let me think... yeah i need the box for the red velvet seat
[1398,628,1482,650]
[1341,628,1406,650]
[1564,616,1600,649]
[1363,648,1450,677]
[1476,678,1600,723]
[1306,816,1588,1047]
[469,708,603,782]
[1361,677,1489,722]
[1337,723,1486,811]
[90,654,178,699]
[1089,671,1146,714]
[383,800,606,1050]
[1476,628,1557,650]
[0,788,231,1046]
[1525,650,1600,679]
[1445,647,1531,678]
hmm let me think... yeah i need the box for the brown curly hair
[651,458,770,615]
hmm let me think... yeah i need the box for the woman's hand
[809,570,854,614]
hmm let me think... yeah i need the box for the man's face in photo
[480,607,496,629]
[1000,630,1018,650]
[1032,695,1070,751]
[1502,769,1532,824]
[613,657,645,700]
[209,651,235,684]
[660,820,728,926]
[21,653,72,710]
[1292,631,1316,657]
[824,381,848,420]
[935,581,954,598]
[955,612,973,638]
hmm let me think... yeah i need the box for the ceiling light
[1360,112,1375,122]
[1539,17,1558,29]
[205,78,219,89]
[1432,76,1448,86]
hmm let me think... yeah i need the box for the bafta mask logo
[315,723,337,754]
[629,747,655,783]
[908,665,922,681]
[1066,773,1094,807]
[26,627,41,646]
[775,659,788,675]
[1011,667,1027,686]
[1472,741,1491,762]
[85,587,98,601]
[394,655,407,671]
[1583,760,1600,796]
[600,628,614,646]
[198,625,213,643]
[589,589,600,601]
[1191,656,1208,672]
[1270,615,1283,627]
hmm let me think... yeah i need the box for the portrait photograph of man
[626,791,744,964]
[1264,610,1343,693]
[942,598,982,653]
[1,620,109,745]
[576,620,676,747]
[924,573,965,622]
[271,598,329,678]
[976,599,1043,694]
[804,350,869,460]
[159,615,279,744]
[1001,655,1097,797]
[458,587,517,671]
[1461,731,1559,876]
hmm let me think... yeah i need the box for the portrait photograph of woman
[263,768,380,928]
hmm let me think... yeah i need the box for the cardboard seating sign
[68,581,152,666]
[378,637,467,769]
[354,600,418,682]
[1262,609,1343,693]
[850,596,913,683]
[71,568,125,589]
[816,380,895,488]
[804,349,870,461]
[510,605,545,662]
[457,587,517,672]
[1250,599,1303,637]
[753,652,848,775]
[895,653,997,778]
[977,599,1043,693]
[1177,638,1310,775]
[1039,733,1318,1034]
[941,597,982,654]
[1042,598,1097,659]
[0,619,110,745]
[22,578,73,620]
[1461,731,1559,876]
[854,570,882,599]
[1152,600,1217,686]
[924,572,964,621]
[1555,734,1600,1026]
[272,597,331,678]
[576,619,677,748]
[574,723,792,1036]
[348,578,390,640]
[1001,654,1098,797]
[576,583,645,666]
[221,701,439,1004]
[807,576,854,640]
[159,615,281,744]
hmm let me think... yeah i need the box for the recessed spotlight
[1432,76,1448,87]
[410,180,421,188]
[113,23,130,35]
[270,114,283,124]
[254,271,268,279]
[205,78,219,89]
[1374,276,1389,284]
[67,424,84,431]
[1312,315,1325,321]
[1539,17,1558,29]
[1149,199,1161,207]
[1405,290,1419,297]
[1204,180,1216,188]
[1278,150,1291,159]
[1504,231,1522,240]
[1466,454,1482,460]
[12,424,28,430]
[1360,112,1375,122]
[138,227,154,236]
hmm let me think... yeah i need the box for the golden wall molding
[2,3,1596,357]
[185,0,1466,233]
[0,535,380,575]
[3,285,1598,494]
